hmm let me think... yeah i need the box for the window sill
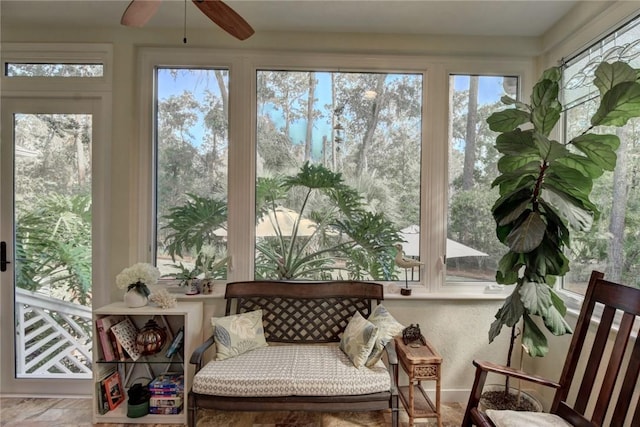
[164,281,511,301]
[384,284,510,300]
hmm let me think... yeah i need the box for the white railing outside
[15,287,92,379]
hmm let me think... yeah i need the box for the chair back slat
[611,337,640,426]
[592,312,634,425]
[573,305,615,414]
[554,271,640,426]
[553,272,602,413]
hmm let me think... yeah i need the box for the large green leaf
[492,187,534,223]
[489,287,525,343]
[572,133,620,171]
[522,313,549,357]
[506,211,546,253]
[531,78,559,109]
[497,198,530,226]
[532,103,561,136]
[497,153,542,173]
[538,201,571,247]
[500,95,529,110]
[594,61,638,97]
[519,280,552,316]
[492,162,540,190]
[555,153,604,179]
[534,134,569,162]
[487,109,531,132]
[591,81,640,127]
[544,162,594,197]
[540,188,595,231]
[496,251,524,285]
[495,129,537,155]
[542,304,573,336]
[540,66,561,83]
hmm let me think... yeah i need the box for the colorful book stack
[148,372,184,415]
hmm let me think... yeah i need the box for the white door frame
[0,95,111,396]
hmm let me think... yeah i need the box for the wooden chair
[462,270,640,427]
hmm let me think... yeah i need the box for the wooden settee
[188,280,399,427]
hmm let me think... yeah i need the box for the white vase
[124,289,148,308]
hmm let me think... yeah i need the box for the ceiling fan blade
[121,0,162,27]
[192,0,255,41]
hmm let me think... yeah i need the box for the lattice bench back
[224,280,384,343]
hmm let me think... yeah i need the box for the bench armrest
[190,334,215,372]
[384,340,398,365]
[383,340,399,394]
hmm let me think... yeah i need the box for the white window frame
[553,12,640,314]
[137,47,534,298]
[1,43,112,92]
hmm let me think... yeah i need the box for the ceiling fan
[121,0,255,41]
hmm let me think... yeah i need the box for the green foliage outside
[160,162,402,281]
[487,61,640,359]
[16,194,92,306]
[255,162,402,280]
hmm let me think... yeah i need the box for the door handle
[1,241,10,272]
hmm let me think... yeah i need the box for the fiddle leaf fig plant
[488,61,640,359]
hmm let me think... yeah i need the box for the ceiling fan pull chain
[183,0,188,44]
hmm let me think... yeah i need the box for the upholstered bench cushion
[192,345,391,397]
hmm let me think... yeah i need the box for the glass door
[1,98,95,394]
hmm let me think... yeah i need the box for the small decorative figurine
[394,243,423,296]
[402,323,427,346]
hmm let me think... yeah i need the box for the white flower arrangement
[116,262,160,297]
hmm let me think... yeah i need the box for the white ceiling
[0,0,583,38]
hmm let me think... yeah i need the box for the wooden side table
[394,335,442,427]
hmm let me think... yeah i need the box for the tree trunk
[463,76,479,191]
[331,74,337,170]
[304,72,316,162]
[608,127,629,282]
[358,74,386,172]
[215,70,228,119]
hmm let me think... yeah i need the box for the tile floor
[0,397,465,426]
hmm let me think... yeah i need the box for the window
[154,68,229,280]
[5,63,103,77]
[255,70,422,281]
[447,74,518,283]
[561,16,640,294]
[141,48,531,291]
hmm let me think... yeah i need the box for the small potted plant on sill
[484,60,640,409]
[195,251,230,295]
[165,261,201,295]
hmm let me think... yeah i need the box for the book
[149,405,182,415]
[150,396,182,408]
[95,364,116,415]
[95,315,124,361]
[104,371,125,410]
[149,372,184,394]
[165,327,184,358]
[110,317,141,361]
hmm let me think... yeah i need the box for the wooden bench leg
[188,392,197,427]
[391,393,399,427]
